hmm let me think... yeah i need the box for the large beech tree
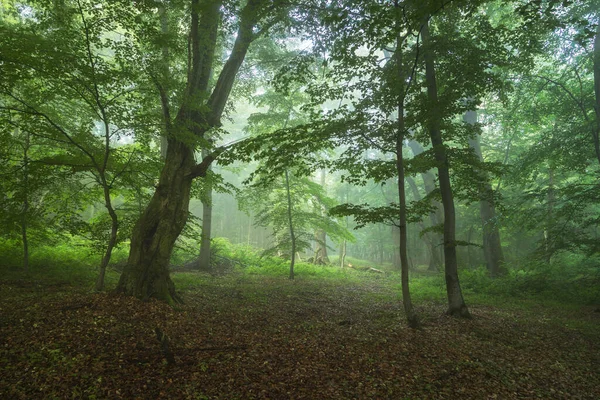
[117,0,287,303]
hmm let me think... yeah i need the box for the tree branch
[532,74,591,122]
[187,146,225,179]
[207,0,265,126]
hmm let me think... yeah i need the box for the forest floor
[0,272,599,399]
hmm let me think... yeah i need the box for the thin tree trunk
[95,186,118,292]
[159,4,169,161]
[464,110,506,277]
[340,240,347,268]
[340,185,349,268]
[406,175,440,271]
[593,19,600,164]
[422,20,470,318]
[407,140,443,271]
[392,225,401,270]
[544,166,555,264]
[394,25,419,328]
[314,169,330,264]
[467,225,473,268]
[95,121,120,292]
[198,148,212,271]
[20,127,29,273]
[285,169,296,280]
[247,215,251,245]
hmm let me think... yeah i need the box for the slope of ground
[0,273,598,399]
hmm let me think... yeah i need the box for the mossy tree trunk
[198,149,213,271]
[117,0,265,303]
[464,110,506,277]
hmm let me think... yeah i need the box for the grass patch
[0,238,123,289]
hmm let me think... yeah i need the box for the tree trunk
[20,127,29,273]
[593,19,600,164]
[94,182,118,292]
[467,225,474,268]
[422,20,470,318]
[117,0,261,302]
[117,139,194,304]
[340,239,347,268]
[406,175,440,271]
[95,118,120,291]
[340,185,349,268]
[314,169,330,264]
[198,148,213,271]
[394,27,419,328]
[392,225,401,270]
[159,4,169,162]
[408,140,443,271]
[464,110,506,277]
[314,229,329,263]
[544,166,555,264]
[285,169,296,280]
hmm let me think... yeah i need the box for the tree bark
[544,166,555,264]
[392,225,401,270]
[95,121,119,292]
[313,169,330,264]
[340,185,349,268]
[407,140,443,271]
[285,169,296,280]
[406,175,437,269]
[198,148,213,271]
[421,20,470,318]
[464,110,506,277]
[593,19,600,164]
[159,4,170,161]
[118,0,261,303]
[94,180,118,292]
[394,26,419,328]
[20,127,29,273]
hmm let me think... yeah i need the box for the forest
[0,0,599,398]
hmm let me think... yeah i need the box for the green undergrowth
[0,238,124,288]
[457,255,600,306]
[1,237,597,310]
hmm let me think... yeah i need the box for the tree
[393,9,419,327]
[239,85,353,277]
[198,148,213,271]
[421,16,470,317]
[313,169,331,264]
[408,140,444,271]
[464,110,506,276]
[0,0,149,290]
[116,0,290,303]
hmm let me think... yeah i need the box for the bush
[0,236,122,287]
[456,255,600,305]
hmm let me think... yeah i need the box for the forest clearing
[1,262,599,400]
